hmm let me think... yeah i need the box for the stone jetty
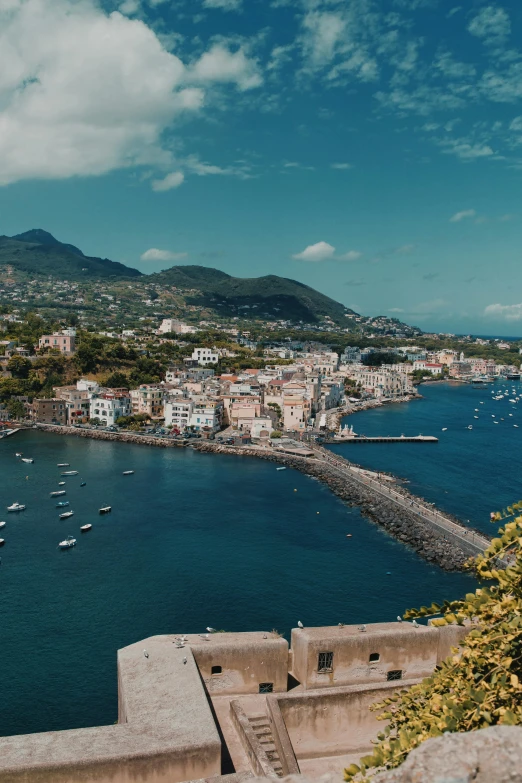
[35,424,490,572]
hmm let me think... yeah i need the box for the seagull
[358,624,367,632]
[297,621,304,629]
[397,616,403,622]
[412,620,419,628]
[143,650,149,658]
[183,657,187,665]
[263,633,268,639]
[206,627,217,633]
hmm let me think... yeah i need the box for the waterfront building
[347,366,413,399]
[53,386,91,424]
[32,398,67,425]
[449,361,472,379]
[90,391,131,426]
[38,333,76,355]
[130,384,165,419]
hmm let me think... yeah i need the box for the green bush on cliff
[345,504,522,781]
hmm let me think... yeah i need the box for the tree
[345,503,522,781]
[268,402,282,420]
[105,372,129,388]
[270,430,283,439]
[7,398,26,420]
[7,355,31,379]
[76,342,98,373]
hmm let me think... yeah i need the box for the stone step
[253,725,272,736]
[260,741,276,751]
[248,715,268,723]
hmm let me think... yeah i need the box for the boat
[80,524,92,532]
[58,481,66,486]
[61,470,79,476]
[59,511,74,520]
[7,502,25,512]
[15,453,22,457]
[0,521,5,529]
[58,536,76,549]
[99,506,112,514]
[515,425,519,428]
[50,490,66,497]
[56,501,70,508]
[467,425,473,430]
[442,427,448,431]
[276,467,287,471]
[57,463,70,467]
[80,481,86,487]
[21,458,34,464]
[122,471,134,476]
[0,539,4,547]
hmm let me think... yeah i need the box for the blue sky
[3,0,522,334]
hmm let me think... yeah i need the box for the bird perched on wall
[297,621,304,629]
[397,616,403,622]
[207,627,217,633]
[183,657,187,665]
[143,650,149,658]
[358,625,367,632]
[412,620,419,628]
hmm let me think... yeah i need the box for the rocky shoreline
[34,424,482,572]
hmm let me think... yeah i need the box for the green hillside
[0,230,141,279]
[151,266,355,324]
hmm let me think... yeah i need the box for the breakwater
[35,424,489,571]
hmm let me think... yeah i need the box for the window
[318,651,334,672]
[369,653,380,662]
[259,682,273,693]
[387,670,402,681]
[211,665,222,675]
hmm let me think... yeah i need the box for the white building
[348,367,412,399]
[90,392,131,425]
[159,319,198,335]
[164,397,222,432]
[191,348,219,366]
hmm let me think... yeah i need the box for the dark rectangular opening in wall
[318,651,334,672]
[387,670,402,681]
[259,682,273,693]
[369,652,380,662]
[211,665,222,675]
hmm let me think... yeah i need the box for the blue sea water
[331,380,522,532]
[1,416,479,738]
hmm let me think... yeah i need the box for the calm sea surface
[2,392,497,736]
[332,380,522,532]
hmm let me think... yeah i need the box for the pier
[325,435,439,444]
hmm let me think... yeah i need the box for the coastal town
[1,314,521,440]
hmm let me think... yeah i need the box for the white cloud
[485,303,522,321]
[388,307,405,313]
[301,12,346,67]
[468,6,511,45]
[510,117,522,131]
[450,209,477,222]
[330,162,352,170]
[394,244,416,254]
[292,241,361,262]
[203,0,242,10]
[0,0,207,186]
[439,139,495,161]
[151,172,185,191]
[140,248,188,262]
[293,241,336,262]
[190,44,262,91]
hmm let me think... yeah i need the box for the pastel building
[38,333,76,355]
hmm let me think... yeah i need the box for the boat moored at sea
[0,539,4,547]
[57,463,70,467]
[99,506,112,514]
[0,521,5,529]
[58,536,76,549]
[21,458,34,464]
[80,524,92,532]
[122,471,134,475]
[59,511,74,520]
[80,481,86,486]
[7,502,25,512]
[61,471,79,476]
[56,501,70,508]
[50,490,66,497]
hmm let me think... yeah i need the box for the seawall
[33,425,487,571]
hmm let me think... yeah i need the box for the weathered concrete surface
[375,726,522,783]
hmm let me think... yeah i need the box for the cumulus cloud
[140,248,188,262]
[190,44,262,91]
[0,0,206,186]
[151,172,185,191]
[468,6,511,45]
[450,209,477,222]
[330,162,352,170]
[292,241,361,262]
[485,303,522,321]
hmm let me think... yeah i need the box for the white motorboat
[61,470,79,476]
[80,524,92,532]
[7,502,25,512]
[58,481,66,486]
[57,463,70,467]
[15,452,22,457]
[50,490,66,497]
[0,521,5,529]
[59,511,74,520]
[122,470,134,475]
[99,506,112,514]
[21,458,34,464]
[442,427,448,431]
[467,425,473,430]
[0,539,4,547]
[56,501,69,508]
[59,536,76,549]
[276,467,287,471]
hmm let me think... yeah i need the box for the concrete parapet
[229,701,279,779]
[265,697,300,776]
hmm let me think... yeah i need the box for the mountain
[0,229,141,279]
[150,265,355,324]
